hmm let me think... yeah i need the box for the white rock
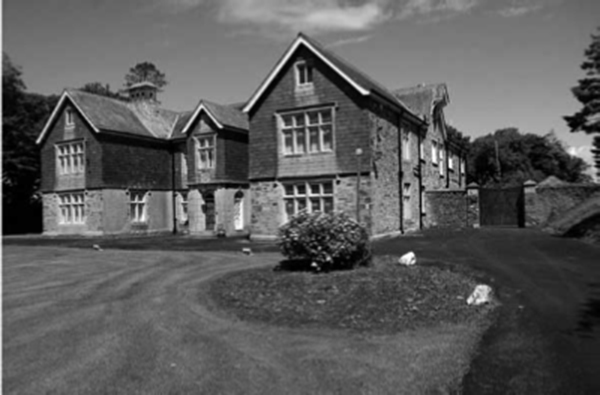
[467,285,493,306]
[398,251,416,266]
[92,244,103,251]
[242,248,252,255]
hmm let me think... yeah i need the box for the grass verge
[209,255,496,335]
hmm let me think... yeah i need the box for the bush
[278,211,372,271]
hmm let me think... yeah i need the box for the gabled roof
[242,33,422,123]
[37,89,190,144]
[392,83,450,121]
[177,99,248,138]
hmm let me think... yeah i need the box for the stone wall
[423,183,480,229]
[524,181,600,227]
[367,103,401,235]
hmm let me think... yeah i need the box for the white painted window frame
[58,192,85,225]
[402,131,411,161]
[65,108,75,128]
[279,107,334,156]
[283,180,334,221]
[195,135,215,170]
[130,191,148,223]
[56,141,85,175]
[294,60,313,89]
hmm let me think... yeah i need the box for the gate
[479,186,524,227]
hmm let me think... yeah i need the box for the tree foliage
[79,82,122,100]
[467,128,591,187]
[124,62,167,89]
[446,124,470,153]
[2,53,58,233]
[564,26,600,177]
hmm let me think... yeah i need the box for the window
[281,108,333,155]
[431,141,439,165]
[402,132,411,161]
[295,61,313,88]
[176,192,188,223]
[449,155,455,171]
[439,148,445,176]
[56,141,85,175]
[460,158,466,175]
[195,136,215,169]
[419,139,425,161]
[65,109,74,127]
[403,183,411,220]
[284,181,333,220]
[130,191,148,223]
[58,193,85,225]
[234,191,244,231]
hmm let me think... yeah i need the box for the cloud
[327,34,373,48]
[216,0,391,35]
[568,145,597,181]
[150,0,208,13]
[398,0,480,20]
[497,0,558,17]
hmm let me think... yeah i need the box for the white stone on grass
[398,251,416,266]
[467,284,493,306]
[242,248,252,256]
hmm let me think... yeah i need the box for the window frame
[129,191,148,223]
[431,140,439,166]
[65,108,75,128]
[279,107,334,156]
[439,147,445,176]
[58,192,85,225]
[56,140,85,176]
[402,131,411,161]
[294,60,313,89]
[195,135,215,170]
[283,180,334,222]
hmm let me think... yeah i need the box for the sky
[3,0,600,175]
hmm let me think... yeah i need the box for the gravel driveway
[3,247,484,394]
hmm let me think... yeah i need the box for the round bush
[278,211,372,271]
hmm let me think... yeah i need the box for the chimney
[125,81,159,103]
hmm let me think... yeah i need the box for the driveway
[3,247,483,394]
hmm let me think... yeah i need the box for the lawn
[3,245,496,394]
[209,255,494,335]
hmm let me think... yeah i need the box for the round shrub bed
[208,256,492,335]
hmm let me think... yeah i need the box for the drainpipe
[398,113,404,234]
[418,127,424,230]
[171,146,177,234]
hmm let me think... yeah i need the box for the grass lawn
[208,255,498,393]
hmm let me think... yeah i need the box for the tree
[124,62,167,89]
[2,53,59,234]
[446,124,471,153]
[79,82,122,100]
[467,128,591,186]
[564,26,600,178]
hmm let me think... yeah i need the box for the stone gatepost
[466,182,480,228]
[523,180,537,227]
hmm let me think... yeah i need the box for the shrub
[278,211,372,271]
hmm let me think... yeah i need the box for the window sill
[282,150,334,158]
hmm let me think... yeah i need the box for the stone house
[37,33,465,237]
[242,33,466,238]
[37,83,249,235]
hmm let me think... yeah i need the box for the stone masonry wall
[525,182,600,227]
[367,103,401,236]
[425,190,468,228]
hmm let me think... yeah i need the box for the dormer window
[295,61,313,88]
[65,109,74,127]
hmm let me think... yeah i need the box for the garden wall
[524,181,600,227]
[424,184,480,229]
